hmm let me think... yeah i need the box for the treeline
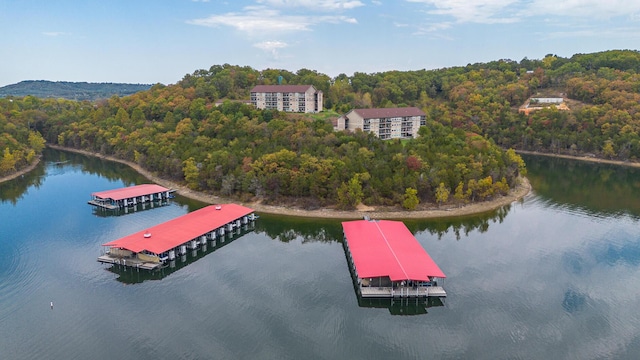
[0,97,46,176]
[5,49,640,208]
[0,80,152,101]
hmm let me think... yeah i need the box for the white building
[530,97,563,103]
[250,85,323,113]
[336,107,426,140]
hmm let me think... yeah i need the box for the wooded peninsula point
[43,144,530,219]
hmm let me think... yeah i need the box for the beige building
[336,107,426,140]
[250,85,323,113]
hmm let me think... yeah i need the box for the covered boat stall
[88,184,175,210]
[98,204,256,270]
[342,219,446,298]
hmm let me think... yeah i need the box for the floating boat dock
[106,220,255,284]
[342,219,446,298]
[98,204,257,270]
[88,184,175,210]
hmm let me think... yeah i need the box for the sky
[1,0,640,87]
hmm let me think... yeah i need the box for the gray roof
[250,85,317,93]
[351,107,425,119]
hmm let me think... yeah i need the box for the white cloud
[413,21,453,35]
[187,7,357,34]
[254,40,289,58]
[256,0,365,11]
[406,0,640,26]
[406,0,520,24]
[371,0,382,5]
[523,0,640,19]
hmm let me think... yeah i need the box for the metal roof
[342,220,446,282]
[102,204,254,254]
[351,107,425,119]
[250,85,316,93]
[91,184,170,201]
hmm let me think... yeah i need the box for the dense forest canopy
[3,49,640,209]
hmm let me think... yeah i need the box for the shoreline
[41,144,531,219]
[0,156,42,184]
[516,150,640,169]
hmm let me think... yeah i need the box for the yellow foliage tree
[402,187,419,210]
[435,182,450,208]
[0,148,16,174]
[182,157,200,189]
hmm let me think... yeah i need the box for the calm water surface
[1,150,640,359]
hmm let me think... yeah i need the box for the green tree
[402,187,419,210]
[337,176,363,210]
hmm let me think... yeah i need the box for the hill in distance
[0,80,153,101]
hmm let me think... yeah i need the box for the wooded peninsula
[2,50,639,212]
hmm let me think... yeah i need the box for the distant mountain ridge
[0,80,153,101]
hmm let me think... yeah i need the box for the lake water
[2,150,640,359]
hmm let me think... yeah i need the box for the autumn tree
[182,157,200,189]
[435,182,450,207]
[402,187,419,210]
[337,176,363,210]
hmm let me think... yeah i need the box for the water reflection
[0,161,45,205]
[91,200,171,217]
[522,154,640,218]
[104,223,256,284]
[405,204,514,240]
[254,213,345,243]
[254,204,516,244]
[358,296,444,315]
[562,289,588,313]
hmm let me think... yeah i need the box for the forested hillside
[0,80,152,101]
[3,50,639,210]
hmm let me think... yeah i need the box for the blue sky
[1,0,640,87]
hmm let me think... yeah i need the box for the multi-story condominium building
[250,85,323,113]
[336,107,427,140]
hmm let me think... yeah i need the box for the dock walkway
[97,255,160,270]
[360,286,446,298]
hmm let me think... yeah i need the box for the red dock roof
[342,220,446,282]
[102,204,254,254]
[92,184,171,201]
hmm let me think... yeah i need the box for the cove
[1,149,640,359]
